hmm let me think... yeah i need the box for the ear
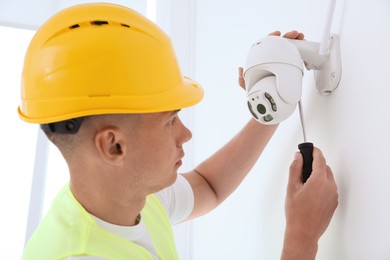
[94,127,126,165]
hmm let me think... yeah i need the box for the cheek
[141,139,175,166]
[132,128,177,168]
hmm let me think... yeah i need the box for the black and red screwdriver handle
[298,142,314,183]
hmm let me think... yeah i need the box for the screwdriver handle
[298,142,314,183]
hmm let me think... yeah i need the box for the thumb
[238,67,246,90]
[287,152,303,195]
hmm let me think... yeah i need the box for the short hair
[40,117,88,159]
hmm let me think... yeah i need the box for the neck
[69,175,147,226]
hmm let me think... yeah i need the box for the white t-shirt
[65,174,194,260]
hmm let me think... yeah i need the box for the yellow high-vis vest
[22,185,179,260]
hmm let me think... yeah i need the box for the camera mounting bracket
[289,34,341,96]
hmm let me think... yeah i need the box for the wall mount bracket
[314,34,342,95]
[289,33,342,96]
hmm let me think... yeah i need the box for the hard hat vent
[69,24,80,29]
[67,20,131,31]
[90,20,109,26]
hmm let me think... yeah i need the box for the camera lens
[257,104,266,114]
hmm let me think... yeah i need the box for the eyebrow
[163,110,181,120]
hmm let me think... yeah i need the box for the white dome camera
[244,34,341,125]
[244,36,304,124]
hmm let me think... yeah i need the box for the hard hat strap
[40,118,84,134]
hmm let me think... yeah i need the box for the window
[0,25,36,259]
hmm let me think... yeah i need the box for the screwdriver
[297,100,314,183]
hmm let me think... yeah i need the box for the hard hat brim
[18,77,204,124]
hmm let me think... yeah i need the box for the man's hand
[271,30,305,39]
[281,148,338,260]
[238,30,305,90]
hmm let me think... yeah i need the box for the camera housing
[244,35,341,125]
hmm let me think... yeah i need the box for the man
[19,3,338,260]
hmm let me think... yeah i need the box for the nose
[177,118,192,146]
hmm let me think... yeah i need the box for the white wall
[0,0,146,29]
[190,0,390,259]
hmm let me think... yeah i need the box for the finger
[287,152,304,195]
[297,32,305,40]
[268,31,281,36]
[311,147,327,174]
[283,30,300,39]
[238,67,246,90]
[326,165,336,184]
[326,166,339,204]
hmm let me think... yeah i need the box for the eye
[166,110,181,127]
[169,117,177,126]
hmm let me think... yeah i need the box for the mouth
[175,160,183,167]
[176,152,185,167]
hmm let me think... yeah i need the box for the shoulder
[154,174,194,224]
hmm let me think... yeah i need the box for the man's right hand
[281,147,338,260]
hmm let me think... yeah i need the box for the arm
[183,119,277,219]
[281,148,338,260]
[183,30,306,220]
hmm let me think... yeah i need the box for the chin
[166,172,178,186]
[152,173,178,193]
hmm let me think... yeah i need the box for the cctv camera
[244,34,341,125]
[244,36,304,125]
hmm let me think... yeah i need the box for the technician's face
[125,110,192,192]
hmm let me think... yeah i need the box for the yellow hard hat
[18,2,203,124]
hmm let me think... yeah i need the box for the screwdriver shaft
[298,101,307,142]
[297,100,313,183]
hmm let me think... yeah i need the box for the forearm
[281,230,318,260]
[195,118,277,203]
